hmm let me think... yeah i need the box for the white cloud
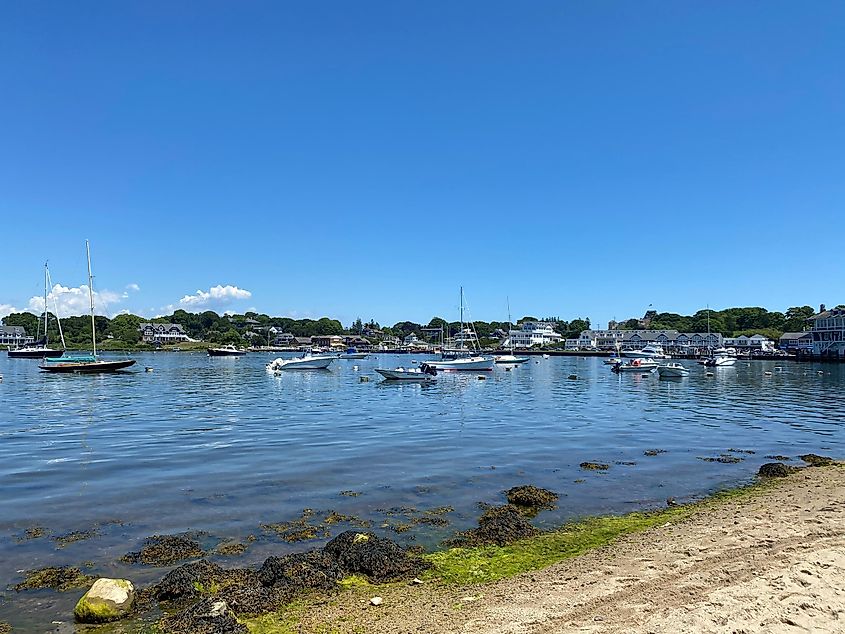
[28,284,124,317]
[0,303,19,318]
[177,285,252,309]
[126,283,140,292]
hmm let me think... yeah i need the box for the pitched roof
[0,325,27,335]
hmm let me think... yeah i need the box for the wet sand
[291,464,845,633]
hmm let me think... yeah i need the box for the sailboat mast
[43,262,49,346]
[507,296,513,354]
[86,240,97,356]
[459,286,464,351]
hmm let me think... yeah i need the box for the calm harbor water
[0,351,843,629]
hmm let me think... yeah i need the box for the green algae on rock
[74,578,135,624]
[505,485,558,510]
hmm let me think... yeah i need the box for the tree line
[1,305,818,349]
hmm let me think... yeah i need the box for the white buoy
[352,365,359,371]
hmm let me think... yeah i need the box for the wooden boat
[40,241,136,374]
[40,354,136,373]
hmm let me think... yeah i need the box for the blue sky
[1,1,842,328]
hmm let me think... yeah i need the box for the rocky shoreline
[4,457,840,633]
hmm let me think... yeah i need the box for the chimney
[820,304,826,313]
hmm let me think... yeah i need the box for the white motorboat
[266,352,335,371]
[657,362,690,378]
[698,347,737,367]
[494,354,530,365]
[603,356,623,365]
[426,356,495,371]
[623,344,669,359]
[611,358,658,373]
[208,344,247,356]
[375,363,437,381]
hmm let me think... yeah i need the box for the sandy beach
[287,464,845,634]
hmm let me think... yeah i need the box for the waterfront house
[578,329,625,350]
[779,332,813,351]
[508,322,563,348]
[0,325,35,348]
[577,329,722,353]
[311,334,344,350]
[293,336,313,349]
[565,338,580,350]
[139,323,190,344]
[269,329,296,345]
[724,334,775,352]
[808,305,845,358]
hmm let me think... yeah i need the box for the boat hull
[39,359,136,373]
[494,355,530,364]
[208,348,247,356]
[339,353,368,359]
[375,368,435,381]
[426,356,495,371]
[8,348,65,359]
[267,356,334,370]
[657,365,689,377]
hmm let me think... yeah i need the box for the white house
[0,325,34,348]
[139,323,190,344]
[508,321,563,348]
[578,329,625,350]
[724,334,775,352]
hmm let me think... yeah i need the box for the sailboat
[425,288,494,371]
[8,263,66,359]
[697,306,736,367]
[40,241,136,373]
[494,298,529,364]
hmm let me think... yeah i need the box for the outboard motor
[420,363,437,376]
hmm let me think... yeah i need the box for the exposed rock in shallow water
[0,620,10,633]
[153,560,224,601]
[74,578,135,623]
[799,454,834,467]
[698,455,743,464]
[644,449,667,457]
[580,462,610,471]
[765,455,791,461]
[258,550,342,591]
[159,598,247,634]
[505,485,558,510]
[55,529,98,548]
[122,534,205,566]
[14,566,94,592]
[324,531,431,583]
[448,505,539,547]
[214,541,248,556]
[758,462,795,478]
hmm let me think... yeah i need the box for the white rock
[74,578,135,623]
[369,596,383,606]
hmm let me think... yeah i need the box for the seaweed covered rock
[74,578,135,624]
[153,560,223,601]
[450,505,539,547]
[123,534,205,566]
[13,566,94,592]
[159,598,247,634]
[258,550,342,591]
[799,454,834,467]
[505,485,558,510]
[579,462,610,471]
[324,531,431,583]
[758,462,793,478]
[217,582,291,616]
